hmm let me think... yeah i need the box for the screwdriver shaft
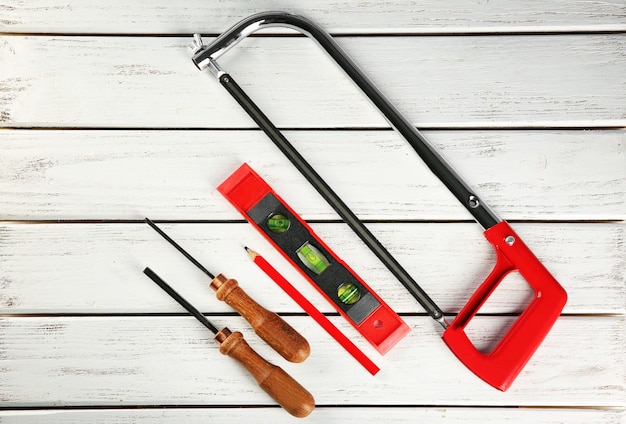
[143,267,219,334]
[145,218,215,279]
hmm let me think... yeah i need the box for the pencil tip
[245,246,257,259]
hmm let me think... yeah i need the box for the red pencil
[245,247,380,376]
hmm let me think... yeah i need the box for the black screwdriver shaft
[143,267,219,334]
[145,218,215,279]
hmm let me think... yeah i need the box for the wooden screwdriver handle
[215,328,315,418]
[211,274,310,363]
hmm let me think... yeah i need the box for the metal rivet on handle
[505,235,515,246]
[468,195,480,208]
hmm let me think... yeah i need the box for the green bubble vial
[296,242,329,275]
[267,214,291,234]
[337,282,361,305]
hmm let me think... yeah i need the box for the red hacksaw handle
[442,220,567,391]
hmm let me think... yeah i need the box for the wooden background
[1,1,624,422]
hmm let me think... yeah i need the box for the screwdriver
[145,218,310,363]
[143,267,315,418]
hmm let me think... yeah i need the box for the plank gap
[1,219,624,225]
[2,124,626,131]
[0,404,621,411]
[1,29,626,37]
[1,313,621,319]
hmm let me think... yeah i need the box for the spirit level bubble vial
[218,163,410,355]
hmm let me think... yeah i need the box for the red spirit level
[192,12,567,391]
[219,163,410,355]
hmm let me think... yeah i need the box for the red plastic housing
[218,163,410,354]
[442,221,567,391]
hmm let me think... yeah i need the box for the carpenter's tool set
[142,11,567,417]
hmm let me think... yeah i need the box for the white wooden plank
[1,130,623,220]
[1,36,624,128]
[1,0,625,34]
[0,316,622,407]
[0,407,623,424]
[0,222,622,314]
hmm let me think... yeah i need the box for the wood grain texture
[1,0,625,34]
[214,328,314,417]
[0,222,623,315]
[1,130,623,220]
[0,408,623,424]
[210,275,311,363]
[1,36,625,128]
[0,316,623,407]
